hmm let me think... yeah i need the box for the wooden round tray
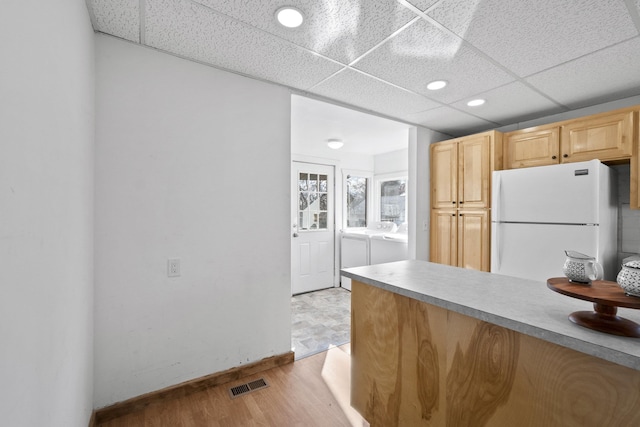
[547,277,640,338]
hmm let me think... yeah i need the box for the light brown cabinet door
[430,209,490,271]
[432,135,492,209]
[504,126,560,169]
[561,110,634,163]
[430,141,458,209]
[429,209,457,267]
[458,134,491,208]
[457,210,490,272]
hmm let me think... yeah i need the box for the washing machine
[370,223,409,265]
[340,222,397,290]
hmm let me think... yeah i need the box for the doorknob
[293,233,299,238]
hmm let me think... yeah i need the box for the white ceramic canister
[617,260,640,297]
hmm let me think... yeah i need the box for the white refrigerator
[491,160,618,282]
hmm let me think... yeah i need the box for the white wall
[411,127,449,261]
[0,1,95,426]
[374,148,408,175]
[94,35,292,407]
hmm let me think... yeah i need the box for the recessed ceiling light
[276,7,304,28]
[427,80,447,90]
[327,138,344,149]
[467,99,486,107]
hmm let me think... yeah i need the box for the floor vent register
[228,378,269,399]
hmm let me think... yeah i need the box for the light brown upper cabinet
[504,125,560,169]
[560,110,633,162]
[430,141,458,209]
[504,107,637,170]
[431,130,502,210]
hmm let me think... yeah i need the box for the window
[298,172,328,230]
[345,174,368,228]
[377,177,407,226]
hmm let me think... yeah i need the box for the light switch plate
[168,259,180,277]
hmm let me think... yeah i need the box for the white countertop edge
[342,260,640,372]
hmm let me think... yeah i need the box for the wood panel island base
[343,261,640,427]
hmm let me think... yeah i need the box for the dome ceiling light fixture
[467,99,486,107]
[276,7,304,28]
[426,80,447,90]
[327,138,344,149]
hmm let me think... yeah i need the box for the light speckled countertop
[341,260,640,371]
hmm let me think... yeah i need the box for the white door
[291,162,335,295]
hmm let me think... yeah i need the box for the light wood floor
[97,344,368,427]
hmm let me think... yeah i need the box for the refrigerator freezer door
[491,222,599,283]
[492,160,601,224]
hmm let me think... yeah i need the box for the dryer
[370,223,408,265]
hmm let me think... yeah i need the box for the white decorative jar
[616,260,640,297]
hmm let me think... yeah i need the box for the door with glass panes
[291,162,335,295]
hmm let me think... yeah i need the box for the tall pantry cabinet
[430,130,502,271]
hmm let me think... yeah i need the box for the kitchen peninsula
[342,260,640,427]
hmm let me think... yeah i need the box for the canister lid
[622,260,640,269]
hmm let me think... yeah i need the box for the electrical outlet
[168,259,181,277]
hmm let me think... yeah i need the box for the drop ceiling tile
[450,82,565,125]
[526,37,640,109]
[427,0,638,77]
[310,68,440,120]
[402,106,495,136]
[90,0,139,42]
[193,0,439,65]
[352,19,514,103]
[144,0,343,91]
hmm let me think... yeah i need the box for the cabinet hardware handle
[459,213,463,216]
[563,154,568,158]
[452,201,456,204]
[552,155,557,159]
[459,201,464,204]
[451,214,455,217]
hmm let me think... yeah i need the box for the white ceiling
[291,94,411,156]
[88,0,640,144]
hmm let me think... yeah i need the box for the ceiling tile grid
[526,36,640,109]
[402,105,495,136]
[193,0,436,65]
[310,68,441,118]
[90,0,140,43]
[144,0,344,91]
[449,81,566,125]
[426,0,639,77]
[86,0,640,136]
[352,18,515,103]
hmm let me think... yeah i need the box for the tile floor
[291,287,351,360]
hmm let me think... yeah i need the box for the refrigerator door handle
[495,221,501,270]
[493,173,502,270]
[494,173,502,220]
